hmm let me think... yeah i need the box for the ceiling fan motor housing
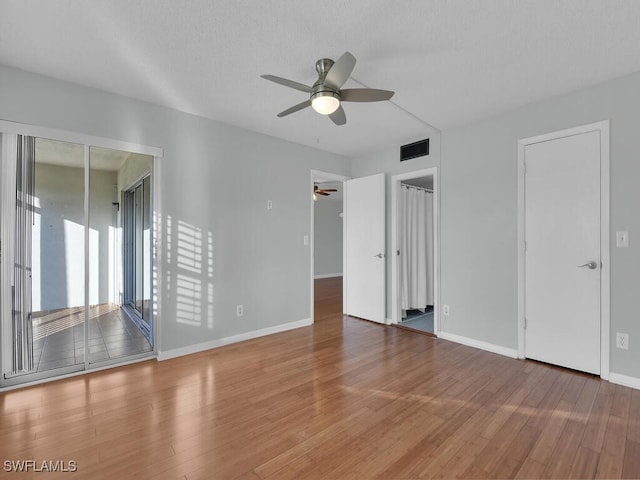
[312,59,340,101]
[311,59,341,114]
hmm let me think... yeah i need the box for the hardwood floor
[1,276,638,479]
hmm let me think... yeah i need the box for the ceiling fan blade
[316,191,330,196]
[325,52,356,89]
[261,74,312,93]
[277,100,312,117]
[340,88,395,102]
[329,105,346,126]
[318,189,338,193]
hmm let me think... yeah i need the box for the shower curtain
[400,185,434,316]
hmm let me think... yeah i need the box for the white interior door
[524,130,601,374]
[344,173,386,323]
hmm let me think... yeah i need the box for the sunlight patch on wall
[176,273,201,326]
[172,220,215,328]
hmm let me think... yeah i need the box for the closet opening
[390,168,439,336]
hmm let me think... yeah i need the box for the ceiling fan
[261,51,394,126]
[313,184,337,200]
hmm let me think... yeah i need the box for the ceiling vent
[400,138,429,161]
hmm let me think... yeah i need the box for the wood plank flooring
[0,276,638,479]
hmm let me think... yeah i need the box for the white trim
[517,120,610,379]
[314,273,343,279]
[609,372,640,391]
[152,156,162,353]
[0,119,163,157]
[310,170,349,325]
[157,318,313,361]
[390,168,440,335]
[439,331,518,359]
[83,145,90,370]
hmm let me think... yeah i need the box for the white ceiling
[2,1,640,158]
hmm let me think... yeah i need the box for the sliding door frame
[122,173,153,344]
[0,119,163,389]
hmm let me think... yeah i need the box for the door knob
[578,261,598,270]
[373,253,385,258]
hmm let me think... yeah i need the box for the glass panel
[142,175,151,326]
[134,184,143,314]
[88,146,153,362]
[32,139,86,372]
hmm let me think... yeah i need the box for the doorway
[0,127,160,387]
[517,121,610,377]
[391,168,439,335]
[310,170,348,324]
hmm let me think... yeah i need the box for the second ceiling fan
[261,51,394,126]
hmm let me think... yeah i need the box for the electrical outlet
[616,332,629,350]
[443,305,450,316]
[236,305,244,317]
[267,200,273,210]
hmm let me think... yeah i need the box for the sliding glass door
[1,135,155,386]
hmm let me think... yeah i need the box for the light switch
[616,231,629,248]
[303,235,309,246]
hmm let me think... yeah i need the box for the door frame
[309,170,350,324]
[517,120,610,379]
[390,168,440,331]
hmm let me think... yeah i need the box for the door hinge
[524,317,527,330]
[396,250,400,256]
[524,241,527,252]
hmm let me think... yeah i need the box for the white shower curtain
[400,185,434,315]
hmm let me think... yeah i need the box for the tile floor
[32,304,152,373]
[401,306,434,333]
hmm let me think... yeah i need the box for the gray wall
[352,71,640,380]
[0,64,350,353]
[314,199,343,277]
[440,72,640,379]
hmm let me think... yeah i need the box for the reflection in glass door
[1,136,86,382]
[123,174,152,344]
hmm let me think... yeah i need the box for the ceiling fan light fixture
[311,91,340,115]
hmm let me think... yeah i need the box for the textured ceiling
[2,0,640,157]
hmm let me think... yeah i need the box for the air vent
[400,138,429,161]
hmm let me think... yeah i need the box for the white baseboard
[609,372,640,390]
[157,318,312,361]
[314,273,343,279]
[438,331,518,359]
